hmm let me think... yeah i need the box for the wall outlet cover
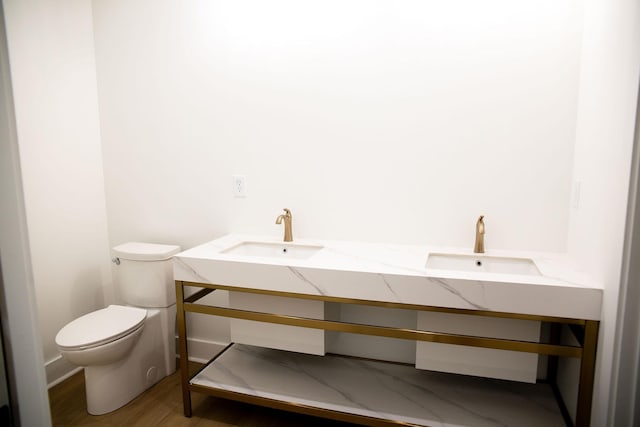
[232,175,247,197]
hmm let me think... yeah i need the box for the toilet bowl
[55,242,180,415]
[56,305,146,366]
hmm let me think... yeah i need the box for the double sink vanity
[173,232,601,427]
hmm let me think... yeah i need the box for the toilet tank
[112,242,181,308]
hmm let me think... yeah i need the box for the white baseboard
[46,336,230,388]
[177,336,229,363]
[46,356,82,389]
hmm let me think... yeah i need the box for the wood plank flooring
[49,362,359,427]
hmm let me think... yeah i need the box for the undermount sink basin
[221,241,324,260]
[426,253,541,276]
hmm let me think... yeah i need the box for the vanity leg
[547,322,561,383]
[575,320,599,427]
[547,323,575,426]
[176,281,192,417]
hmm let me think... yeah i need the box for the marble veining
[192,344,566,427]
[427,276,489,311]
[174,257,209,284]
[174,234,602,320]
[378,273,402,302]
[288,266,328,296]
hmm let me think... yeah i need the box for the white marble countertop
[192,344,566,427]
[174,234,603,320]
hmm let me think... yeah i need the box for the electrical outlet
[232,175,247,197]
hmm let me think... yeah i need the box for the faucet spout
[275,208,293,242]
[474,215,485,254]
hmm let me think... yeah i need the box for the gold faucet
[275,208,293,242]
[474,215,485,253]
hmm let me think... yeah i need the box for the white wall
[567,0,640,424]
[93,0,583,253]
[6,2,637,426]
[0,1,51,424]
[3,0,112,383]
[610,103,640,427]
[91,0,588,394]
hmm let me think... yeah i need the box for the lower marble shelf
[191,344,567,427]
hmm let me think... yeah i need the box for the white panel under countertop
[416,311,540,383]
[229,292,326,355]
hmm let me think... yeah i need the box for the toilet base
[84,306,176,415]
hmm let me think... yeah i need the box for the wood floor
[49,362,359,427]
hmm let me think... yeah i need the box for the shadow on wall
[70,269,107,319]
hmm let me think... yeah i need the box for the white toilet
[55,242,181,415]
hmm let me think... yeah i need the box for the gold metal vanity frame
[176,280,599,427]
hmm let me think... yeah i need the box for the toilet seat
[55,305,147,351]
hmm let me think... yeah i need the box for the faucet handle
[275,208,292,225]
[276,208,293,242]
[474,215,485,253]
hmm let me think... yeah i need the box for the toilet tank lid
[112,242,181,261]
